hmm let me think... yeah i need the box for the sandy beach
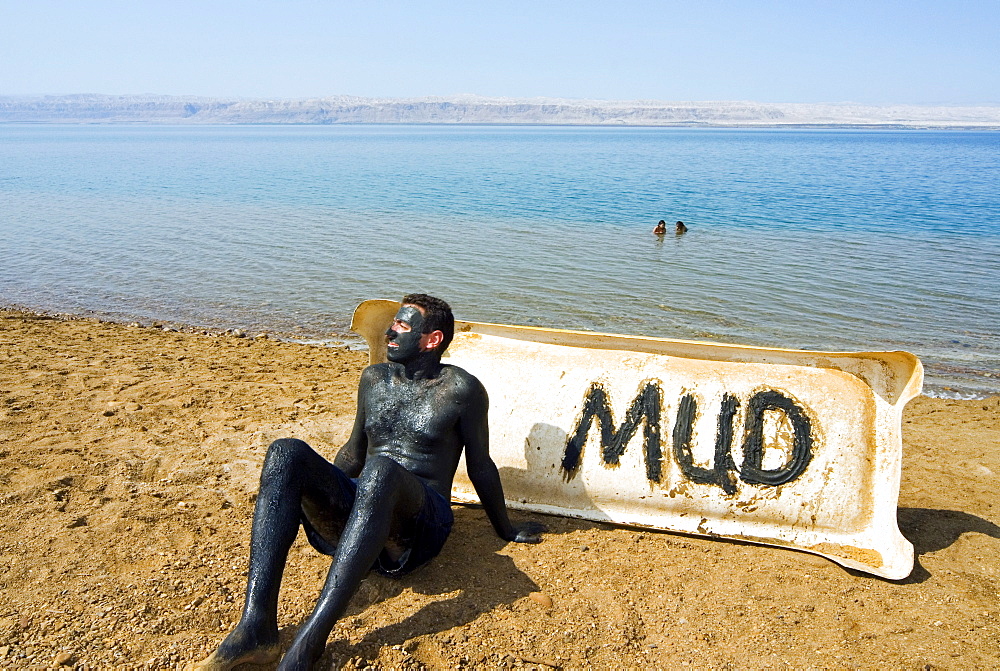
[1,308,997,670]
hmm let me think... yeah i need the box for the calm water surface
[2,125,998,397]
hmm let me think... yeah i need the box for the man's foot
[274,642,323,671]
[186,625,280,671]
[275,625,328,671]
[186,645,280,670]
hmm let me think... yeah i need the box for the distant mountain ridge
[2,94,999,128]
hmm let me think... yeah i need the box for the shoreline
[2,304,993,401]
[0,307,997,668]
[0,301,366,347]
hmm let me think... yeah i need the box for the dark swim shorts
[301,470,454,579]
[372,485,453,578]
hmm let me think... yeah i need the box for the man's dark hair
[401,293,455,354]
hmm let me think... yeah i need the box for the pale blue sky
[2,0,997,104]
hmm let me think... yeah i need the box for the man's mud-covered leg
[190,438,354,670]
[278,455,427,670]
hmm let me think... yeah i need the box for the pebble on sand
[529,591,553,608]
[53,651,75,666]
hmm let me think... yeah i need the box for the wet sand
[0,309,998,669]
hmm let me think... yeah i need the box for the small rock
[529,591,553,608]
[53,651,75,666]
[67,516,88,528]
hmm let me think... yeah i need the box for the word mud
[561,382,814,495]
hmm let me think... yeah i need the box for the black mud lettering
[739,390,813,486]
[672,393,740,495]
[713,393,740,494]
[561,382,663,482]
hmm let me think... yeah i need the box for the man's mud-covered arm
[461,377,544,544]
[332,367,373,477]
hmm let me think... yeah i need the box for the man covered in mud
[192,294,544,671]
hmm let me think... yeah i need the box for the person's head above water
[385,293,455,362]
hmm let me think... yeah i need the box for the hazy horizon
[5,94,999,128]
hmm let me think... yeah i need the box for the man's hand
[509,521,546,544]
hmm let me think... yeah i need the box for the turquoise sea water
[1,124,998,397]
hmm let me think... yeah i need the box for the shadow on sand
[895,507,1000,584]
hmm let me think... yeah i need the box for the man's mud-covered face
[385,305,427,362]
